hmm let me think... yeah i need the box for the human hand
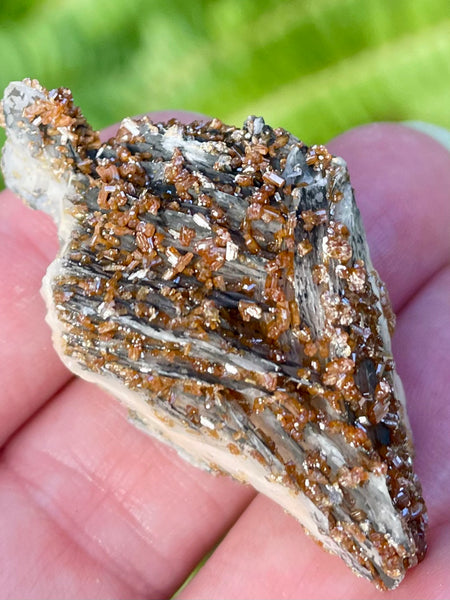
[0,116,449,599]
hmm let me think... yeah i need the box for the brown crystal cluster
[0,80,427,590]
[10,83,97,170]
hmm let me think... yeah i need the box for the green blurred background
[0,0,449,173]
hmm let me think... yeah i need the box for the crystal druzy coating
[0,79,427,589]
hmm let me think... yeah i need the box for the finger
[0,470,134,599]
[0,110,208,446]
[327,123,450,312]
[1,377,255,599]
[0,190,69,446]
[393,265,450,527]
[176,495,449,600]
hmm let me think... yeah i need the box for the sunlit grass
[0,0,448,173]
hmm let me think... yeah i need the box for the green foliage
[0,0,448,157]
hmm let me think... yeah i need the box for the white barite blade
[1,80,427,589]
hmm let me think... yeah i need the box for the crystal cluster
[0,79,427,589]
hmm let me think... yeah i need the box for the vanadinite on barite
[0,79,427,589]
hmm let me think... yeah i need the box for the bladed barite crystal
[1,79,427,589]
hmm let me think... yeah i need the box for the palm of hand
[0,119,449,600]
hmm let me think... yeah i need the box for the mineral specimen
[0,79,427,589]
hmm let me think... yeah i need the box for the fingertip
[327,122,450,203]
[401,120,450,151]
[328,121,450,162]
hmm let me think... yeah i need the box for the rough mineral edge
[0,79,427,590]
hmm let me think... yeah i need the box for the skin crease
[0,116,448,600]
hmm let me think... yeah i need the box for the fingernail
[401,121,450,151]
